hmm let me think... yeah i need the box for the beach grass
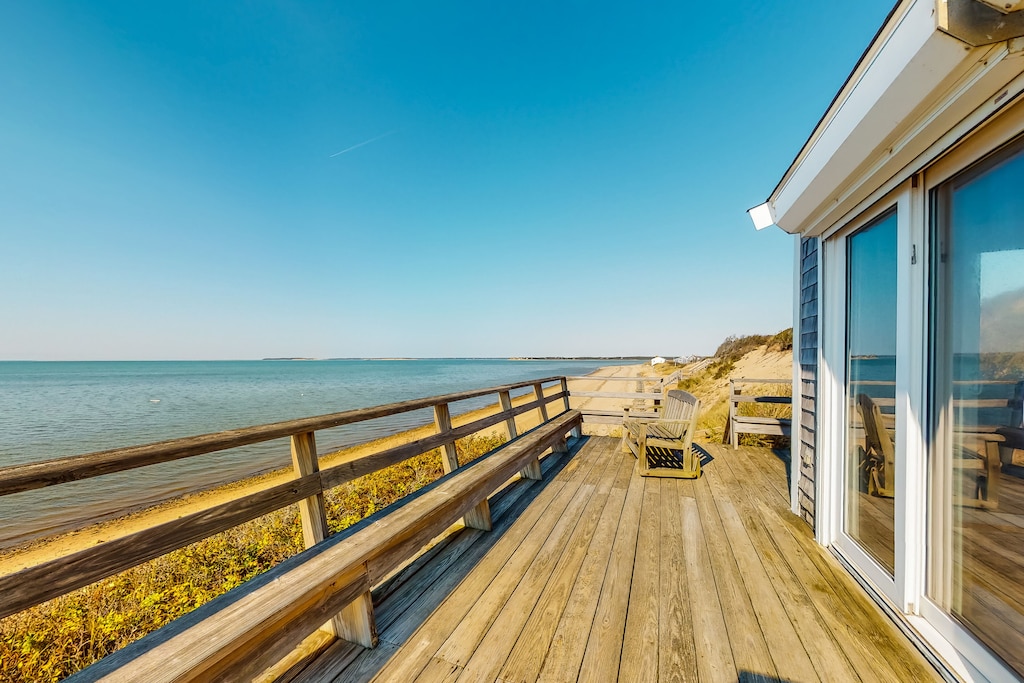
[0,433,503,682]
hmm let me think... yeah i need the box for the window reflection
[932,139,1024,675]
[846,209,897,574]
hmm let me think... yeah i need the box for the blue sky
[1,2,895,360]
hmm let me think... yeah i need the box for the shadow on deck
[286,437,939,683]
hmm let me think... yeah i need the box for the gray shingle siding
[798,237,818,529]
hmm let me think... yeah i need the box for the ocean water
[0,359,618,548]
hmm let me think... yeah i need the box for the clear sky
[0,1,895,360]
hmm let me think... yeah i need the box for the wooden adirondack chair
[621,389,701,478]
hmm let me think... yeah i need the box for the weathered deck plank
[495,447,633,683]
[656,478,696,683]
[692,461,778,680]
[455,442,622,682]
[575,453,646,681]
[534,456,634,682]
[369,437,606,681]
[725,446,936,682]
[616,476,660,681]
[680,493,736,682]
[290,438,942,683]
[435,444,612,674]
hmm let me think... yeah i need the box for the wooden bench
[67,409,583,683]
[726,378,792,449]
[621,389,701,478]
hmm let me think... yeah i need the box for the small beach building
[751,1,1024,679]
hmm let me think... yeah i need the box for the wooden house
[751,1,1024,679]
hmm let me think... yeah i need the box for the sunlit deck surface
[289,436,940,682]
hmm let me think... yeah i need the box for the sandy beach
[0,363,655,575]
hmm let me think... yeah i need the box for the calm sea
[0,359,619,549]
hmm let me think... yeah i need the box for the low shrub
[767,328,793,352]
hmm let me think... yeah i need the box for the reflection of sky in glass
[950,150,1024,355]
[847,211,897,358]
[981,250,1024,299]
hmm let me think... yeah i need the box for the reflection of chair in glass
[858,393,1003,507]
[857,393,895,498]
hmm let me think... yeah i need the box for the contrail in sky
[329,130,397,158]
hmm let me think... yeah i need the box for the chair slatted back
[663,390,699,439]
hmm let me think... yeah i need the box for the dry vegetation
[0,434,503,682]
[675,328,793,447]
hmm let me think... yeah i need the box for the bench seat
[69,409,583,683]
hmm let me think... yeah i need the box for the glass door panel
[931,138,1024,676]
[845,210,898,574]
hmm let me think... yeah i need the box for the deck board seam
[497,444,634,682]
[382,437,609,678]
[455,439,623,681]
[713,444,868,682]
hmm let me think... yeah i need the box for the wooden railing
[69,409,583,682]
[567,370,684,424]
[0,376,574,626]
[725,378,793,449]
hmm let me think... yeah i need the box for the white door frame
[818,190,908,607]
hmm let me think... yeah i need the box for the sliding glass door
[930,137,1024,676]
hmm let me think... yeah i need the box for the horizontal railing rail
[726,378,794,449]
[0,376,573,623]
[567,370,684,425]
[0,376,567,497]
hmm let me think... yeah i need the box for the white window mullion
[897,182,928,614]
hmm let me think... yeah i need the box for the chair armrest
[623,417,659,427]
[653,419,695,436]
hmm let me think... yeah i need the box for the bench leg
[553,437,569,454]
[337,591,378,648]
[520,456,542,480]
[464,500,492,531]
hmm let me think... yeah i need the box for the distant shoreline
[0,362,637,572]
[508,356,651,361]
[261,357,652,362]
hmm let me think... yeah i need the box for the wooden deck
[287,437,941,683]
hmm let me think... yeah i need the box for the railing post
[532,382,550,423]
[433,403,491,530]
[291,431,378,648]
[500,391,541,480]
[536,382,566,454]
[561,377,582,439]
